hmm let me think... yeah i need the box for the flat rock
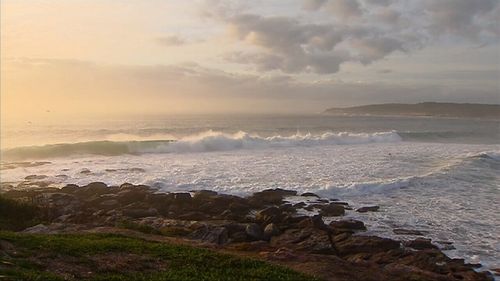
[356,206,380,213]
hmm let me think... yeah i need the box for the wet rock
[247,188,296,207]
[336,235,400,255]
[75,182,109,198]
[356,206,380,213]
[292,202,306,209]
[318,203,345,217]
[61,184,79,193]
[393,228,425,236]
[263,223,281,239]
[404,238,438,250]
[245,223,264,240]
[173,193,192,204]
[301,192,320,198]
[329,219,366,231]
[80,169,91,174]
[192,190,218,200]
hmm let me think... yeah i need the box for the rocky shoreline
[1,182,496,281]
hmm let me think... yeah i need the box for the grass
[0,231,320,281]
[0,196,40,231]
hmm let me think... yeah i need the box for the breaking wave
[1,130,402,160]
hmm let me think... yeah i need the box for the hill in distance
[323,102,500,119]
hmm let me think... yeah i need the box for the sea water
[1,115,499,271]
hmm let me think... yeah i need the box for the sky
[1,0,499,121]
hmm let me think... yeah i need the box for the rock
[22,224,50,234]
[356,206,380,213]
[61,184,79,193]
[116,189,148,205]
[75,182,109,198]
[301,192,320,198]
[173,193,192,204]
[403,238,438,250]
[255,207,283,224]
[229,231,248,243]
[393,228,425,236]
[329,219,366,231]
[176,211,207,221]
[336,236,400,255]
[122,208,158,218]
[292,202,306,209]
[247,189,297,207]
[192,190,217,200]
[319,203,345,217]
[190,226,228,245]
[245,223,264,240]
[270,228,335,254]
[99,199,119,208]
[263,223,281,239]
[24,175,48,180]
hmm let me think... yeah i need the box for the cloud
[156,35,187,46]
[207,0,500,74]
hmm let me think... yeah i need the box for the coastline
[0,182,496,280]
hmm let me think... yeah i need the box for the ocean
[1,114,499,271]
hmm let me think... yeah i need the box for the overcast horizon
[1,0,499,122]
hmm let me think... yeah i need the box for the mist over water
[1,115,499,271]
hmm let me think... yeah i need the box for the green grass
[0,231,320,281]
[0,196,40,231]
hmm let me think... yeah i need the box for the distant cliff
[323,102,500,119]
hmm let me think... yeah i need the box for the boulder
[263,223,281,239]
[403,238,438,250]
[329,219,366,231]
[247,189,296,207]
[336,235,400,255]
[255,207,283,224]
[300,192,320,198]
[190,226,228,245]
[245,223,264,240]
[319,203,345,217]
[173,193,192,204]
[192,190,218,200]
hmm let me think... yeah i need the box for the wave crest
[1,130,402,160]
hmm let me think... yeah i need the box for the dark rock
[229,231,248,243]
[173,193,192,204]
[393,228,425,236]
[404,238,438,250]
[192,190,217,200]
[255,207,283,224]
[122,208,158,218]
[247,188,297,207]
[190,226,228,245]
[270,228,335,254]
[80,169,91,174]
[263,223,281,239]
[319,203,345,217]
[245,223,264,240]
[336,236,400,255]
[60,184,79,193]
[356,206,380,213]
[301,192,320,198]
[116,189,148,205]
[176,211,207,221]
[292,202,306,209]
[329,219,366,231]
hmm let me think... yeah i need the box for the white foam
[162,130,402,153]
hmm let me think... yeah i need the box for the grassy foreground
[0,231,318,281]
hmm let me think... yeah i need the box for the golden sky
[1,0,499,123]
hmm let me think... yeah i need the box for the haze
[1,0,499,124]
